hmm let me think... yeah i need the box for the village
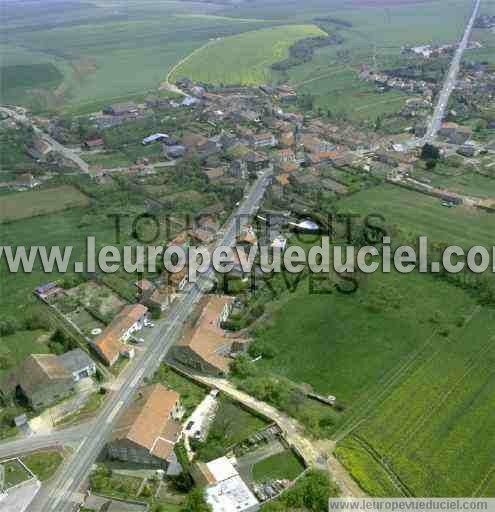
[2,9,495,509]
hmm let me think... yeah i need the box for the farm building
[107,384,183,468]
[103,102,138,116]
[170,296,248,376]
[82,138,104,150]
[93,304,148,366]
[142,133,169,145]
[2,354,74,410]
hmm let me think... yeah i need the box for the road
[403,0,481,150]
[423,0,481,143]
[32,166,273,512]
[0,107,90,174]
[0,424,88,460]
[176,369,367,498]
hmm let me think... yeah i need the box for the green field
[252,450,305,482]
[1,459,32,488]
[2,2,278,111]
[336,302,495,496]
[195,396,268,461]
[22,451,63,481]
[0,207,121,319]
[0,186,90,223]
[338,184,495,248]
[171,24,326,86]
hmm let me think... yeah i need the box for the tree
[181,488,212,512]
[421,143,440,162]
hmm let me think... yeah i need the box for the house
[15,173,40,189]
[3,355,74,410]
[276,149,296,163]
[103,102,138,116]
[170,296,245,376]
[147,287,173,312]
[94,304,148,366]
[204,167,225,181]
[164,145,186,159]
[59,349,97,383]
[230,159,248,180]
[82,138,104,150]
[245,152,270,174]
[181,96,200,108]
[237,225,257,246]
[439,122,460,137]
[250,132,277,148]
[142,133,168,145]
[193,457,259,512]
[34,282,64,301]
[107,384,183,468]
[28,138,52,160]
[135,279,154,298]
[457,144,477,157]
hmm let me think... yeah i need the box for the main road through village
[407,0,481,148]
[29,166,273,512]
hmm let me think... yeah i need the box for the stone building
[107,384,183,468]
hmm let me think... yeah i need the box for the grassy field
[412,163,495,199]
[22,451,63,481]
[0,329,51,381]
[0,185,89,222]
[254,266,481,404]
[338,184,495,248]
[1,459,32,488]
[170,24,326,86]
[0,206,121,319]
[252,450,305,482]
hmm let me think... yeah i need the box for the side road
[169,365,367,498]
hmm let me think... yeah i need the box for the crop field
[0,185,90,223]
[2,1,278,111]
[338,184,495,248]
[335,304,495,496]
[170,25,326,86]
[413,163,495,199]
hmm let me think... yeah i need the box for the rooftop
[177,296,235,374]
[59,349,95,375]
[95,304,148,364]
[111,384,181,461]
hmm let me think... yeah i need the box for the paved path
[174,370,367,497]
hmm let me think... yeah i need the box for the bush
[248,339,275,359]
[262,470,339,511]
[0,318,20,336]
[181,488,212,512]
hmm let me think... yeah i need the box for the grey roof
[59,349,95,374]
